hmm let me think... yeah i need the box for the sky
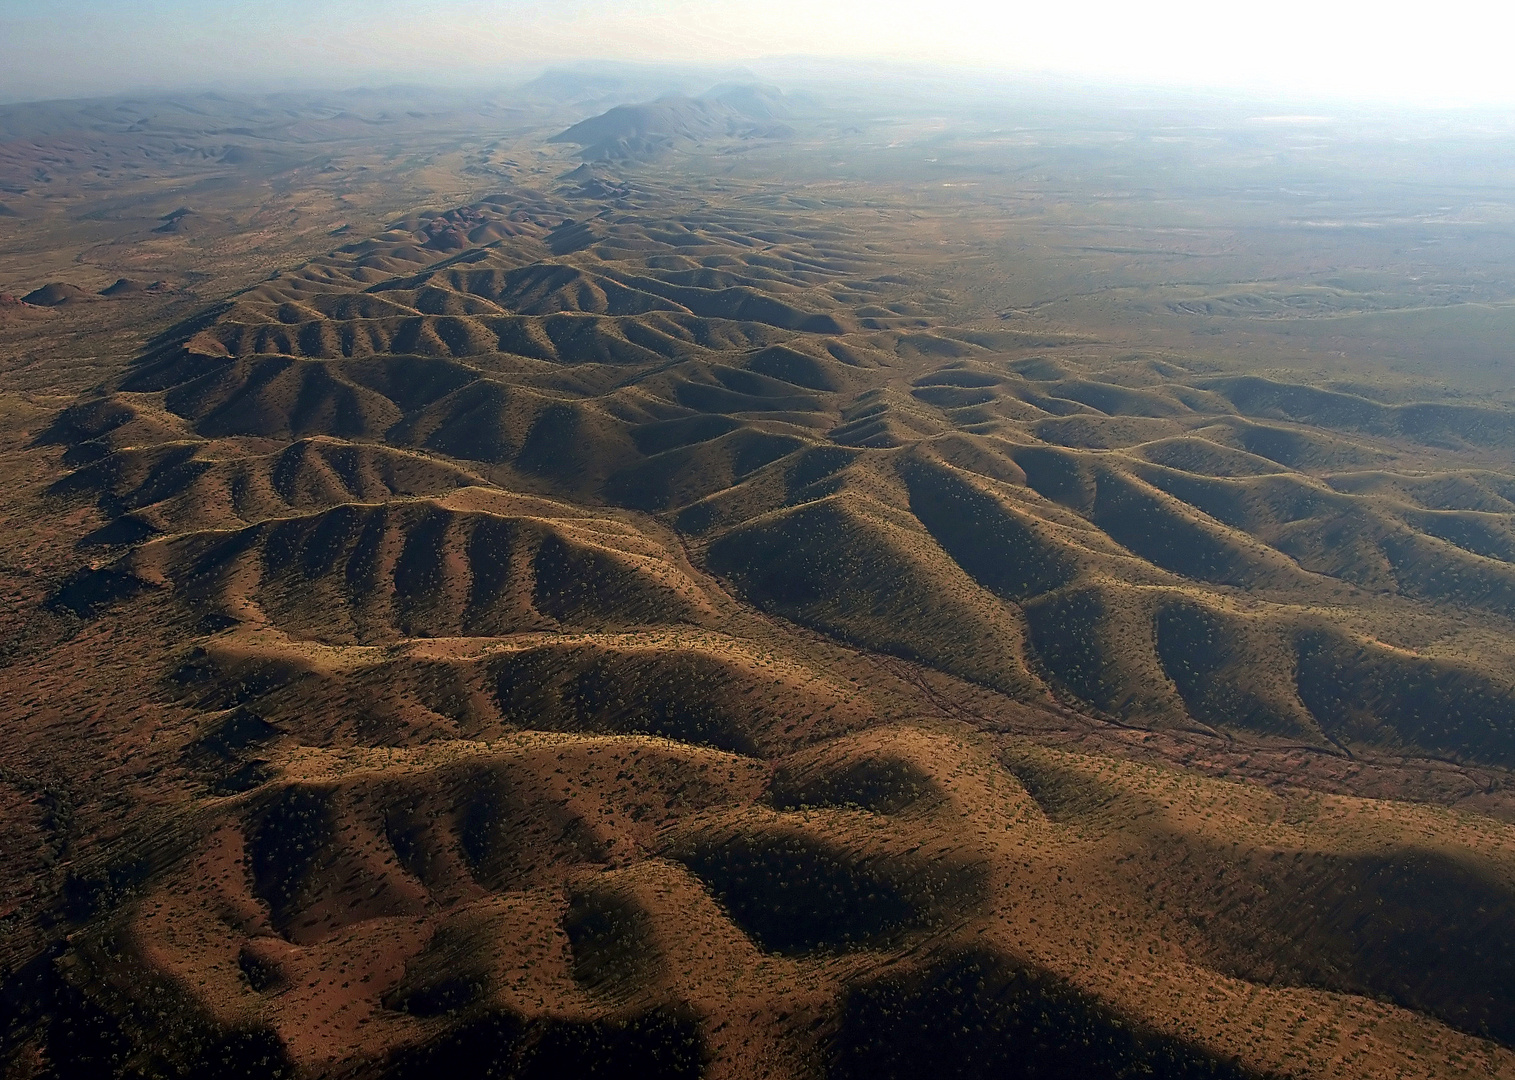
[2,0,1513,106]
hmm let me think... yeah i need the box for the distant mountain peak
[549,83,795,161]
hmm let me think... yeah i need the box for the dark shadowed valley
[5,68,1515,1080]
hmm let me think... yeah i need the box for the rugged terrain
[5,77,1515,1078]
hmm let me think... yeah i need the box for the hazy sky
[2,0,1513,105]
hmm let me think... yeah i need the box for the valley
[4,76,1515,1078]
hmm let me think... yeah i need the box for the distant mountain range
[549,83,795,160]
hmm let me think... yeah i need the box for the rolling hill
[7,107,1515,1080]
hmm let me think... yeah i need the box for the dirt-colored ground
[6,80,1515,1079]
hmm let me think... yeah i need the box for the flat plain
[5,73,1515,1079]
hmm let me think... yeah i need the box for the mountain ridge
[8,117,1515,1080]
[549,84,796,161]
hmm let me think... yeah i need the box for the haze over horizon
[9,0,1515,1073]
[2,0,1513,107]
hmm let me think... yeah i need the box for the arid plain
[5,73,1515,1079]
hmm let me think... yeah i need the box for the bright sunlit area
[7,2,1515,1079]
[2,0,1513,105]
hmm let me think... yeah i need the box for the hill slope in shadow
[10,151,1515,1080]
